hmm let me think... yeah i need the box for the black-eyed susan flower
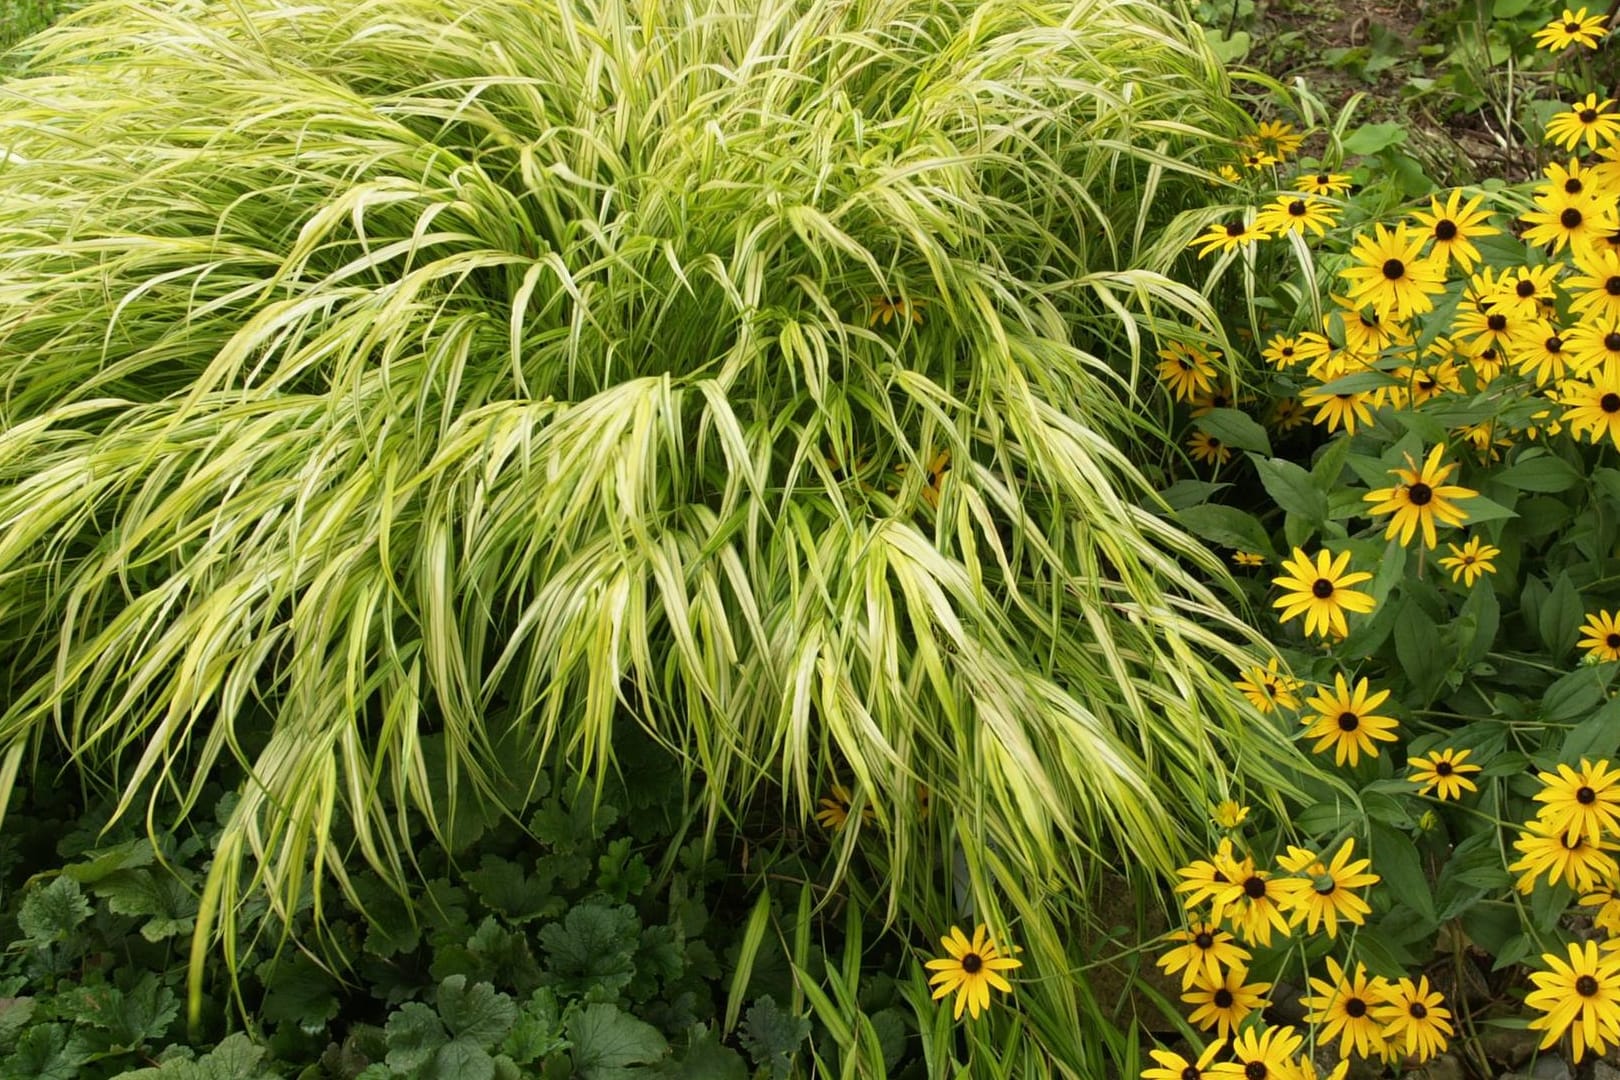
[1525,941,1620,1062]
[1452,302,1524,354]
[1269,396,1309,432]
[1174,838,1243,910]
[1534,8,1610,51]
[1411,189,1497,272]
[1210,860,1294,947]
[1262,331,1330,370]
[1183,964,1271,1037]
[1250,120,1304,157]
[1438,536,1499,586]
[1455,418,1511,459]
[1303,673,1399,766]
[1568,246,1620,323]
[1533,757,1620,844]
[1300,385,1376,435]
[1255,194,1339,236]
[1547,94,1620,151]
[1187,430,1231,466]
[1497,263,1566,320]
[1374,976,1452,1063]
[1157,341,1219,402]
[1512,323,1573,385]
[1192,216,1271,257]
[1274,839,1379,937]
[1233,550,1267,568]
[1301,957,1391,1059]
[1521,191,1618,254]
[1272,548,1376,640]
[1297,171,1353,195]
[1205,1025,1304,1079]
[1561,362,1620,447]
[1240,148,1280,170]
[1580,610,1620,662]
[1582,879,1620,933]
[1362,444,1476,549]
[1338,223,1448,318]
[1155,920,1251,989]
[1232,657,1302,714]
[1212,800,1251,828]
[1393,359,1463,405]
[1539,157,1611,205]
[1327,294,1412,353]
[1141,1043,1223,1080]
[815,783,875,830]
[869,296,926,327]
[924,924,1022,1020]
[1189,385,1244,417]
[1409,747,1483,799]
[1511,815,1620,893]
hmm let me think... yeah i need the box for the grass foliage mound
[0,0,1304,1054]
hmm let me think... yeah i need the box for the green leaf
[1393,599,1443,701]
[466,856,559,925]
[1539,573,1585,658]
[1248,454,1327,527]
[1369,822,1435,926]
[739,996,811,1080]
[67,973,180,1048]
[538,903,640,999]
[567,1004,668,1080]
[61,840,156,887]
[1458,494,1518,526]
[437,976,516,1048]
[502,990,566,1065]
[114,1033,278,1080]
[421,1042,495,1080]
[1194,409,1270,455]
[1172,504,1274,557]
[1563,698,1620,761]
[653,1025,748,1080]
[1497,453,1580,493]
[386,1003,450,1073]
[94,869,197,942]
[257,952,340,1034]
[1158,479,1229,510]
[17,877,91,946]
[2,1025,85,1080]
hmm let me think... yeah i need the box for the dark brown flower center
[1579,785,1599,804]
[1382,258,1406,280]
[1245,1064,1268,1080]
[1568,20,1585,31]
[1487,313,1508,331]
[1181,1068,1201,1080]
[1608,633,1620,648]
[1312,578,1335,598]
[1288,200,1307,216]
[1338,711,1360,731]
[1281,345,1295,356]
[1582,108,1601,123]
[1606,332,1620,352]
[1243,875,1267,899]
[1436,761,1454,776]
[1409,1001,1428,1019]
[1604,393,1620,413]
[1517,279,1538,297]
[1547,336,1564,352]
[1214,988,1235,1008]
[1346,997,1368,1017]
[1563,207,1586,229]
[1195,931,1215,949]
[961,952,983,973]
[1578,974,1601,997]
[1408,482,1434,505]
[1567,177,1586,194]
[1434,219,1458,241]
[1607,276,1620,295]
[1226,222,1246,237]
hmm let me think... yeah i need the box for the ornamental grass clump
[0,0,1308,1065]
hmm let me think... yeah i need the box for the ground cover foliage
[0,0,1337,1075]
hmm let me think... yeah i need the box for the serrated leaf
[114,1032,278,1080]
[385,1002,449,1072]
[436,976,516,1048]
[71,973,180,1048]
[257,952,340,1033]
[538,903,640,999]
[567,1004,667,1080]
[739,996,810,1080]
[17,877,91,946]
[652,1025,747,1080]
[466,856,558,925]
[61,840,156,887]
[95,869,197,943]
[1,1024,85,1080]
[421,1041,495,1080]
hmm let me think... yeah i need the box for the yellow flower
[1534,8,1610,50]
[1232,550,1267,568]
[1187,429,1232,466]
[1205,1026,1303,1079]
[1157,341,1219,402]
[1232,657,1302,714]
[1338,222,1448,319]
[1296,171,1353,195]
[1299,384,1376,435]
[1511,322,1573,386]
[1525,941,1620,1062]
[924,925,1022,1020]
[1192,216,1271,257]
[869,296,925,326]
[1302,673,1399,766]
[1174,838,1244,910]
[1141,1043,1223,1080]
[1546,94,1620,151]
[1582,879,1620,934]
[1155,920,1250,990]
[1182,964,1271,1037]
[1272,548,1376,640]
[1212,800,1251,829]
[1249,120,1305,157]
[1411,189,1498,272]
[815,783,874,830]
[1561,361,1620,448]
[1521,189,1618,254]
[1533,757,1620,845]
[1408,747,1482,799]
[1567,245,1620,323]
[1362,444,1476,550]
[1511,815,1619,894]
[1301,957,1390,1059]
[1209,862,1293,947]
[1580,610,1620,662]
[1255,194,1339,236]
[1438,537,1499,586]
[1274,838,1379,936]
[1374,976,1452,1063]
